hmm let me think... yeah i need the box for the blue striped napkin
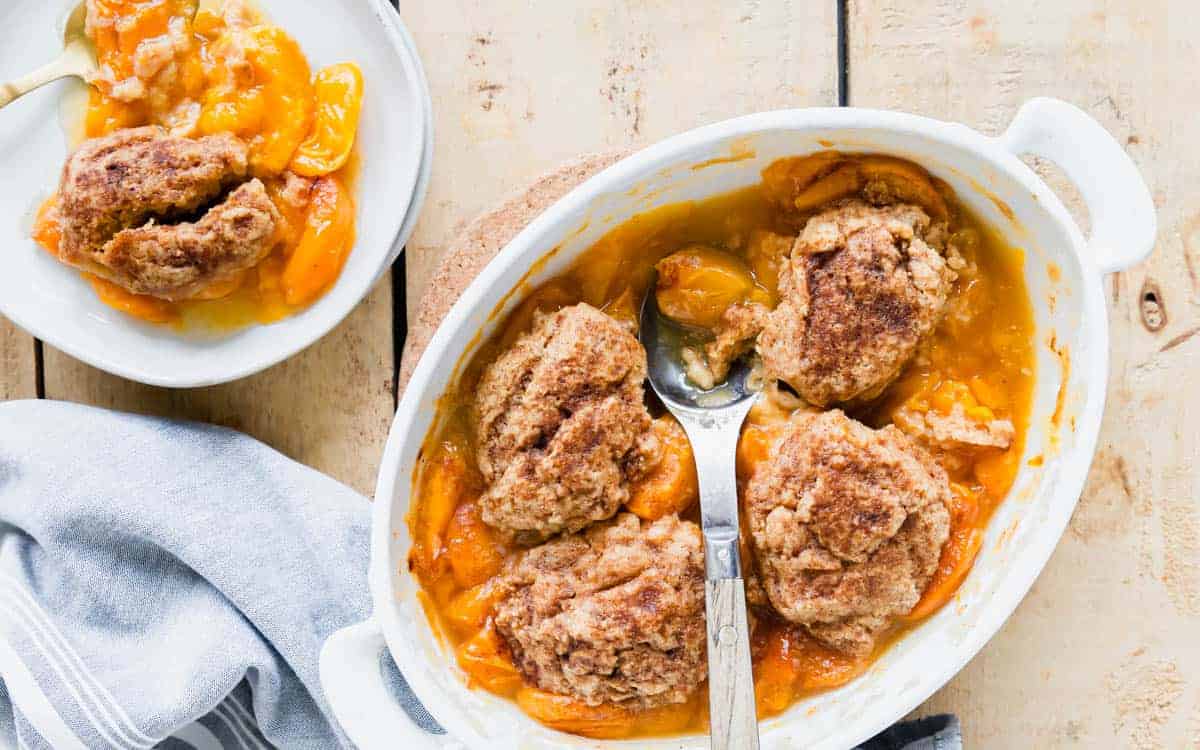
[0,400,375,749]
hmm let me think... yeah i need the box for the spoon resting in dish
[639,286,762,750]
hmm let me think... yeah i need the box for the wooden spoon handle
[706,578,760,750]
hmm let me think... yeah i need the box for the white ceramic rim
[362,104,1152,749]
[0,0,430,388]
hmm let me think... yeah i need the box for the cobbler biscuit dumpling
[758,200,957,406]
[494,513,707,708]
[745,410,951,656]
[54,126,280,300]
[473,303,658,543]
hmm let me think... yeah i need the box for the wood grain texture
[0,323,36,401]
[706,579,759,750]
[402,0,839,322]
[849,1,1199,747]
[42,282,394,496]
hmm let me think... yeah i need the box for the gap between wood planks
[837,0,850,106]
[389,0,406,410]
[33,340,44,400]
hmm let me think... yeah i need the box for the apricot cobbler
[406,151,1035,739]
[32,0,364,328]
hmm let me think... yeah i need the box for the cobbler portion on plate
[32,0,364,329]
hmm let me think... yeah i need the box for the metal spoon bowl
[639,297,756,410]
[639,289,761,750]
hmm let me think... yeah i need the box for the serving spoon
[640,289,761,750]
[0,3,97,110]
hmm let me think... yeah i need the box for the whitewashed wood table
[2,2,1196,747]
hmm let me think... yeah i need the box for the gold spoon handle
[0,49,91,110]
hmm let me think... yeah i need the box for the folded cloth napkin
[859,715,961,750]
[0,400,959,750]
[0,400,374,749]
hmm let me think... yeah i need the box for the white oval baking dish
[322,98,1155,750]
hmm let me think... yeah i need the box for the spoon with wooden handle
[639,288,761,750]
[0,3,97,110]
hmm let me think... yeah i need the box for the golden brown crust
[474,303,656,543]
[95,180,279,300]
[494,513,706,708]
[745,410,951,656]
[58,126,249,257]
[893,402,1015,452]
[758,200,956,407]
[54,126,280,300]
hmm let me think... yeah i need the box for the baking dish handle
[999,96,1157,273]
[320,618,447,749]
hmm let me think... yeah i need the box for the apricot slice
[905,483,984,621]
[516,688,634,739]
[627,417,698,521]
[930,379,977,414]
[968,374,1009,412]
[31,196,61,255]
[444,502,507,588]
[736,422,782,483]
[190,270,247,300]
[754,633,797,718]
[87,275,176,324]
[457,625,523,696]
[635,693,701,735]
[736,395,799,482]
[246,27,315,175]
[743,229,794,299]
[791,163,864,213]
[192,8,225,39]
[409,440,469,581]
[601,286,640,332]
[857,156,948,221]
[761,151,843,209]
[443,583,501,637]
[198,87,268,140]
[200,25,315,176]
[655,245,761,329]
[84,90,147,138]
[281,175,356,306]
[792,631,868,691]
[974,447,1019,500]
[290,63,364,177]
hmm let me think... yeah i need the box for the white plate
[0,0,430,387]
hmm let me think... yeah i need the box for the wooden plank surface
[41,282,394,497]
[402,0,839,316]
[0,326,36,401]
[848,1,1199,747]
